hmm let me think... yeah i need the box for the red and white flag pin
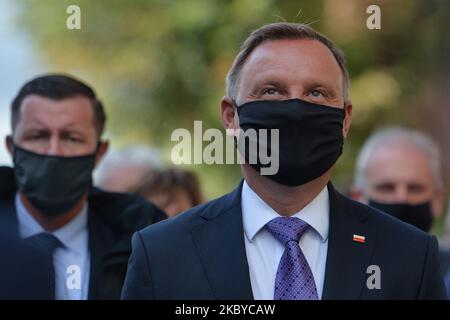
[353,234,365,244]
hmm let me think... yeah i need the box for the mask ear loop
[229,98,241,136]
[95,141,102,153]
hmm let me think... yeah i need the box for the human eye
[310,89,325,97]
[262,87,280,96]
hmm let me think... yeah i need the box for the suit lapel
[322,183,377,299]
[87,207,105,300]
[191,181,254,300]
[87,204,133,299]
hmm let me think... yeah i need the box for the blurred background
[1,0,449,230]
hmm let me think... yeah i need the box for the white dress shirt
[241,180,329,300]
[15,193,90,300]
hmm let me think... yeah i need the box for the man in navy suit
[0,74,166,300]
[121,22,447,300]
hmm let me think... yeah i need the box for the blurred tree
[16,0,448,202]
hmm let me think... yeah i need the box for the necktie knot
[22,233,63,299]
[24,232,63,255]
[266,217,310,246]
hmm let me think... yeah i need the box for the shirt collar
[15,192,88,254]
[241,180,329,243]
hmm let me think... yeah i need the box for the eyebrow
[60,128,86,136]
[21,128,50,137]
[373,181,396,187]
[249,79,288,92]
[302,79,340,94]
[22,120,88,134]
[406,182,427,188]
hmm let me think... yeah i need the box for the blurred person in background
[132,167,204,217]
[0,74,166,300]
[351,127,450,283]
[94,145,163,193]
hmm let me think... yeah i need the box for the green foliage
[17,0,448,199]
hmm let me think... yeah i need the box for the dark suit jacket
[0,166,167,299]
[121,181,447,300]
[0,233,55,299]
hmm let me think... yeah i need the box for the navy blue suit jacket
[121,181,447,299]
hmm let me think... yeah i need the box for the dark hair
[134,167,204,208]
[11,74,106,136]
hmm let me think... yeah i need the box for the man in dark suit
[122,23,446,299]
[350,127,450,281]
[0,74,166,299]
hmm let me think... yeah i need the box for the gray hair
[354,127,443,192]
[225,22,350,102]
[94,145,163,186]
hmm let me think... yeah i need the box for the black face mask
[368,200,434,232]
[13,145,97,217]
[236,98,346,186]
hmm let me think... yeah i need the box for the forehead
[17,94,95,129]
[239,39,343,86]
[366,142,434,183]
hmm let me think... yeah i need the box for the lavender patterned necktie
[266,217,319,300]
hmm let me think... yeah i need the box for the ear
[431,186,445,218]
[94,140,109,168]
[342,100,353,138]
[220,96,239,131]
[5,135,14,157]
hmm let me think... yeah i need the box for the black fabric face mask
[368,200,434,232]
[13,145,97,217]
[235,98,346,186]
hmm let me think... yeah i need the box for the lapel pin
[353,234,365,244]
